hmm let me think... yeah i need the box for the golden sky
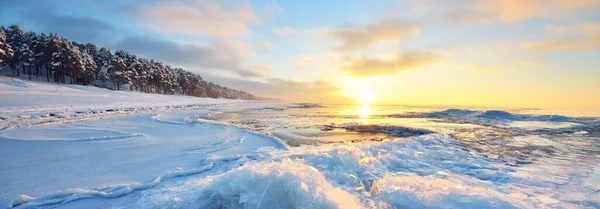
[3,0,598,110]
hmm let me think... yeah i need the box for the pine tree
[6,25,25,76]
[111,50,129,90]
[94,48,112,87]
[32,33,49,79]
[74,43,96,85]
[20,32,36,80]
[0,27,15,74]
[0,24,257,100]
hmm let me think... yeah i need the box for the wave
[111,134,592,208]
[287,103,324,109]
[392,109,599,128]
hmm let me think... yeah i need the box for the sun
[355,88,376,118]
[357,88,377,104]
[359,102,371,118]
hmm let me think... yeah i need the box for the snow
[1,77,599,208]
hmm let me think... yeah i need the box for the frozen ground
[1,77,600,208]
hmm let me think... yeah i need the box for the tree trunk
[46,68,51,82]
[28,66,32,80]
[71,70,76,84]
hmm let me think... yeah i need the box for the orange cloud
[245,64,273,74]
[413,0,600,24]
[294,57,314,70]
[479,0,600,22]
[525,22,600,51]
[127,0,259,37]
[341,52,439,77]
[577,23,600,35]
[323,18,418,51]
[524,38,600,50]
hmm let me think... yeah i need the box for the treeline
[0,25,256,100]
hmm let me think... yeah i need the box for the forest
[0,25,256,100]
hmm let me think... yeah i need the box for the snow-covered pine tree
[111,50,129,90]
[94,48,112,87]
[31,33,49,79]
[20,32,36,80]
[0,24,257,100]
[72,42,97,85]
[0,26,15,75]
[6,25,25,76]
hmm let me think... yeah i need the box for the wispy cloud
[323,18,418,51]
[272,26,296,36]
[257,41,274,50]
[125,0,259,38]
[412,0,600,24]
[294,57,314,70]
[524,22,600,51]
[341,52,439,77]
[114,36,267,77]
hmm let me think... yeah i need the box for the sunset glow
[2,0,597,112]
[1,1,600,208]
[359,103,371,118]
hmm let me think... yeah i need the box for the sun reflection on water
[359,103,371,120]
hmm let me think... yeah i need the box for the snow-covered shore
[0,77,289,208]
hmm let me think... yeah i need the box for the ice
[373,174,524,209]
[499,121,580,130]
[0,112,287,207]
[128,160,363,209]
[288,103,324,108]
[1,77,600,208]
[339,123,434,137]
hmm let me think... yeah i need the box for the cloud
[294,57,314,70]
[125,0,259,37]
[261,3,284,20]
[202,74,349,102]
[577,23,600,35]
[245,64,272,74]
[341,52,439,77]
[546,25,568,34]
[272,26,296,36]
[412,0,600,24]
[463,65,506,72]
[114,36,266,77]
[0,0,114,44]
[524,38,600,50]
[479,0,600,23]
[323,18,418,51]
[524,23,600,51]
[257,41,274,50]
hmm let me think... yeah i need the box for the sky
[1,0,599,111]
